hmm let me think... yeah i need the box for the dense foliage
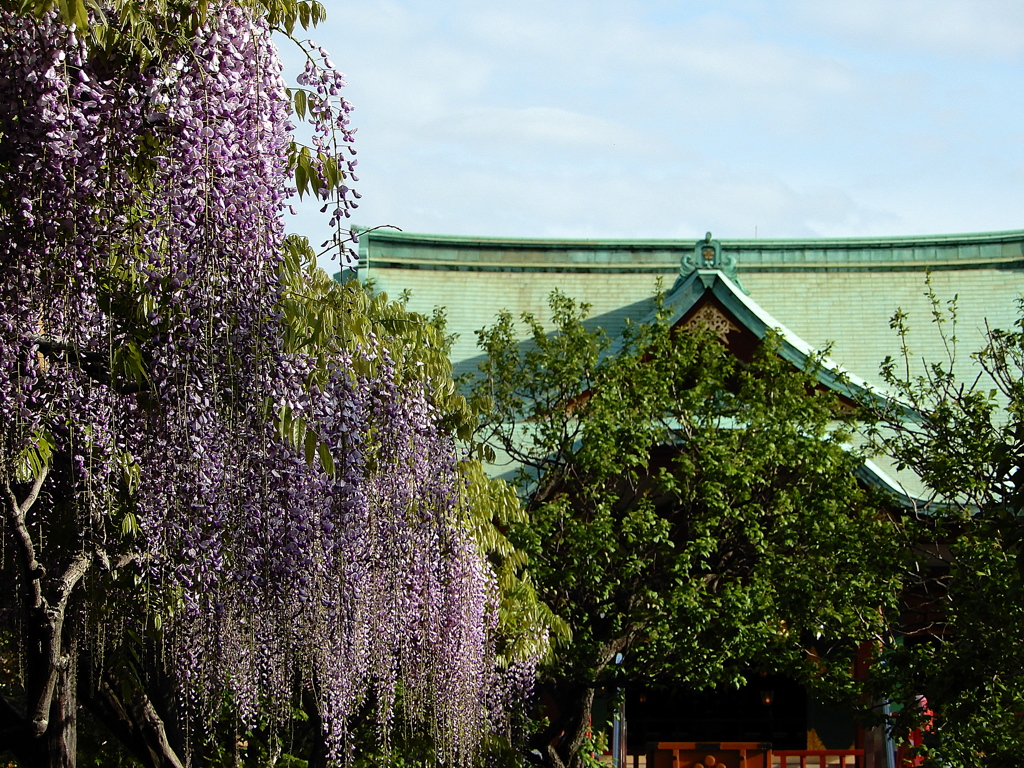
[866,295,1024,768]
[0,3,519,767]
[472,292,903,768]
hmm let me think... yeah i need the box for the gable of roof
[652,269,882,407]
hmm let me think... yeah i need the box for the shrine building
[351,227,1024,768]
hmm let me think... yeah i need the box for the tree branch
[2,470,48,610]
[85,678,185,768]
[18,464,48,519]
[54,551,92,610]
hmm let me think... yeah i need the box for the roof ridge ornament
[680,231,748,294]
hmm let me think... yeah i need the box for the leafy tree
[865,294,1024,767]
[471,291,903,768]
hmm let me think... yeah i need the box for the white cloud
[356,46,492,125]
[630,30,854,95]
[440,106,651,153]
[285,0,1024,265]
[459,6,857,101]
[336,147,905,242]
[793,0,1024,59]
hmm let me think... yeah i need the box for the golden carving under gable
[683,304,739,341]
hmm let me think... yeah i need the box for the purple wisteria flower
[0,4,521,764]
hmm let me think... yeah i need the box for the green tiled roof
[357,229,1024,392]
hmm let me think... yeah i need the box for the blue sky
[278,0,1024,266]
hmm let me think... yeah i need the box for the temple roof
[354,227,1024,502]
[640,268,879,405]
[356,227,1024,391]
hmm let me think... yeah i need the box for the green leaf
[294,156,308,198]
[304,427,317,466]
[317,440,335,478]
[56,0,87,29]
[121,511,140,537]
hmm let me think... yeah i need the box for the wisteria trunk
[45,636,77,768]
[1,467,90,768]
[11,608,78,768]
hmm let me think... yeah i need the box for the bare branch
[18,463,49,519]
[55,551,92,610]
[2,476,46,608]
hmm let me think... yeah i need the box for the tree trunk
[530,683,597,768]
[45,635,76,768]
[529,636,634,768]
[301,688,330,768]
[556,685,597,768]
[1,623,80,768]
[3,471,90,768]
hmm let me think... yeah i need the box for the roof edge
[355,226,1024,250]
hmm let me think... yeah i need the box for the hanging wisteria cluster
[294,40,362,263]
[0,3,503,763]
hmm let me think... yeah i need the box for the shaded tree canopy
[865,293,1024,768]
[471,291,904,768]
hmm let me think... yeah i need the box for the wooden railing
[773,750,864,768]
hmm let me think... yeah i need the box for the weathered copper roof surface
[358,228,1024,389]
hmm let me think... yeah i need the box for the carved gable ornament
[680,232,748,294]
[683,303,739,341]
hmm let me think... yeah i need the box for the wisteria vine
[0,3,510,763]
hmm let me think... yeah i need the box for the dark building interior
[622,676,856,753]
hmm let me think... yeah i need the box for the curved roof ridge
[356,227,1024,273]
[357,226,1024,248]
